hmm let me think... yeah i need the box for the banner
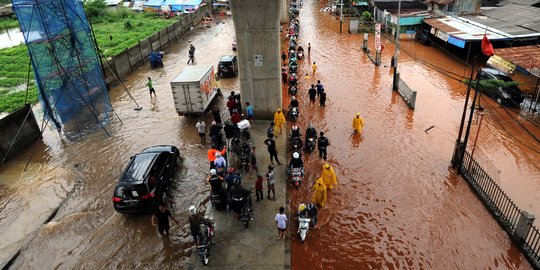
[487,55,516,74]
[375,23,381,51]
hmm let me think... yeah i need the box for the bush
[124,20,133,30]
[464,78,519,97]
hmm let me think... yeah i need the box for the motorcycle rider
[288,152,304,176]
[288,96,299,120]
[291,123,301,138]
[224,167,242,195]
[305,123,317,140]
[207,145,226,169]
[213,152,227,175]
[188,205,213,246]
[207,169,224,194]
[228,178,252,220]
[298,203,318,228]
[209,121,223,147]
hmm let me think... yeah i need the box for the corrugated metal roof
[463,4,540,35]
[496,46,540,77]
[424,16,509,41]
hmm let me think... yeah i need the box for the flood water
[0,1,538,269]
[287,1,539,269]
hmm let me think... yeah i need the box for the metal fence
[525,225,540,265]
[461,151,540,269]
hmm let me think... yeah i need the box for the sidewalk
[186,120,290,270]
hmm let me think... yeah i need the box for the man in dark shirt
[188,206,213,246]
[308,84,317,104]
[317,132,330,161]
[319,90,327,107]
[151,204,179,237]
[264,134,281,165]
[316,80,324,98]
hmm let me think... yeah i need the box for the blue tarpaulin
[144,0,165,8]
[164,0,202,11]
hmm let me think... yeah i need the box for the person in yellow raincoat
[352,113,364,134]
[311,177,327,208]
[273,108,286,137]
[321,163,338,190]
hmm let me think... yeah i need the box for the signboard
[487,55,516,74]
[375,23,381,51]
[254,55,263,67]
[448,36,465,48]
[200,68,215,95]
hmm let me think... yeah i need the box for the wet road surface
[0,2,538,269]
[287,1,538,269]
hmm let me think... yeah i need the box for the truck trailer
[170,65,219,116]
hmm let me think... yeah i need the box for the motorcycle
[289,107,299,122]
[198,223,215,265]
[240,199,253,228]
[304,136,316,153]
[290,135,303,152]
[298,216,310,243]
[288,85,297,96]
[289,167,304,189]
[237,143,251,173]
[237,119,251,141]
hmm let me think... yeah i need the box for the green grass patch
[0,85,38,113]
[0,9,179,113]
[0,16,19,31]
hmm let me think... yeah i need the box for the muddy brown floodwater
[287,1,538,269]
[0,18,239,269]
[0,1,538,269]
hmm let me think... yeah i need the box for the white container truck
[170,65,219,116]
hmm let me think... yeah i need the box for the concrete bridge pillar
[230,0,282,120]
[280,0,289,23]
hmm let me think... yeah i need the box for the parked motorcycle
[304,136,316,153]
[240,198,254,228]
[289,167,304,189]
[298,216,310,243]
[198,223,215,265]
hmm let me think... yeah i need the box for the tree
[84,0,107,19]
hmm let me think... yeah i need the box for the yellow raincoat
[311,177,327,208]
[352,114,364,134]
[273,109,286,135]
[321,164,338,190]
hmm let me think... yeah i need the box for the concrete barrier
[0,104,40,165]
[102,4,211,86]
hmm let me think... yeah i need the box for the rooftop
[462,4,540,36]
[495,45,540,77]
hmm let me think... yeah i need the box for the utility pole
[339,0,344,33]
[392,0,401,91]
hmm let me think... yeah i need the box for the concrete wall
[103,4,211,86]
[230,0,282,120]
[0,104,40,165]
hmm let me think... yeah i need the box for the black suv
[476,68,524,107]
[112,145,180,214]
[218,55,238,77]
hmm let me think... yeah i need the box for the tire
[202,253,209,265]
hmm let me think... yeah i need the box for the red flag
[481,35,495,56]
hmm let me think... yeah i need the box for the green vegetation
[0,16,19,30]
[0,8,178,113]
[464,78,519,97]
